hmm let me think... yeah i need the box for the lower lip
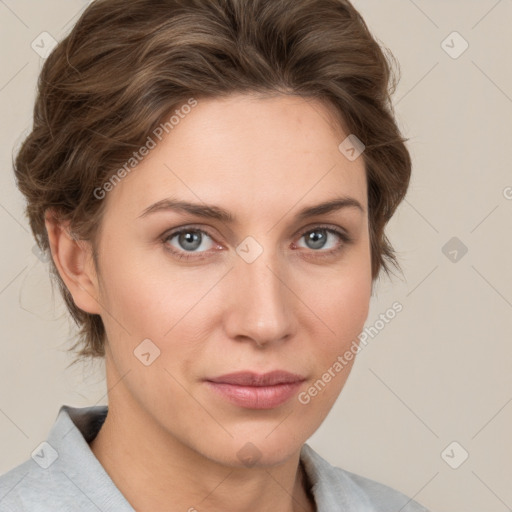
[205,381,303,409]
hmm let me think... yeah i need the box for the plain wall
[1,1,511,511]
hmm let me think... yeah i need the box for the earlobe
[44,209,102,315]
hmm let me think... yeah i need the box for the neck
[89,380,316,512]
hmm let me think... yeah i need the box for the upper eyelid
[163,224,348,246]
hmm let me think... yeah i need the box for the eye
[163,227,217,259]
[295,226,351,254]
[161,224,351,262]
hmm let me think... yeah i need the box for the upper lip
[206,371,306,386]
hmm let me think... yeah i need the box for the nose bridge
[226,238,294,345]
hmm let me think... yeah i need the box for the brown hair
[14,0,411,363]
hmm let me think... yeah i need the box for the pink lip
[205,371,306,409]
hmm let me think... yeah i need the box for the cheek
[310,280,370,374]
[331,276,371,335]
[296,267,371,415]
[305,251,372,342]
[97,248,185,327]
[97,252,223,360]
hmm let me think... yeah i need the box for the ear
[44,209,102,315]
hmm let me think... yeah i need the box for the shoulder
[0,449,94,511]
[331,466,430,511]
[300,444,431,511]
[0,404,131,512]
[0,457,62,511]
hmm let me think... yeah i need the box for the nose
[222,246,296,348]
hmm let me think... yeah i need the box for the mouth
[205,371,306,409]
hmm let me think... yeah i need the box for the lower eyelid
[163,226,349,257]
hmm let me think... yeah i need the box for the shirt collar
[48,404,134,511]
[50,404,357,512]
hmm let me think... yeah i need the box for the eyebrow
[138,196,365,223]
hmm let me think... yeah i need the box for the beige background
[1,1,511,511]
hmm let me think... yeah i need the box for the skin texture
[45,93,373,512]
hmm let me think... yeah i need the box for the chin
[197,426,308,469]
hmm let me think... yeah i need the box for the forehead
[103,93,367,221]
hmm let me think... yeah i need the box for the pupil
[308,230,326,249]
[181,231,200,250]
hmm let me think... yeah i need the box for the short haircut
[14,0,411,363]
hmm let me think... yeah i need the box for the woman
[0,0,430,510]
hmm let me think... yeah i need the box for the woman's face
[92,93,372,466]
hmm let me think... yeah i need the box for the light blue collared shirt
[0,405,430,511]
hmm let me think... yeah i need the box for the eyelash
[161,224,352,262]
